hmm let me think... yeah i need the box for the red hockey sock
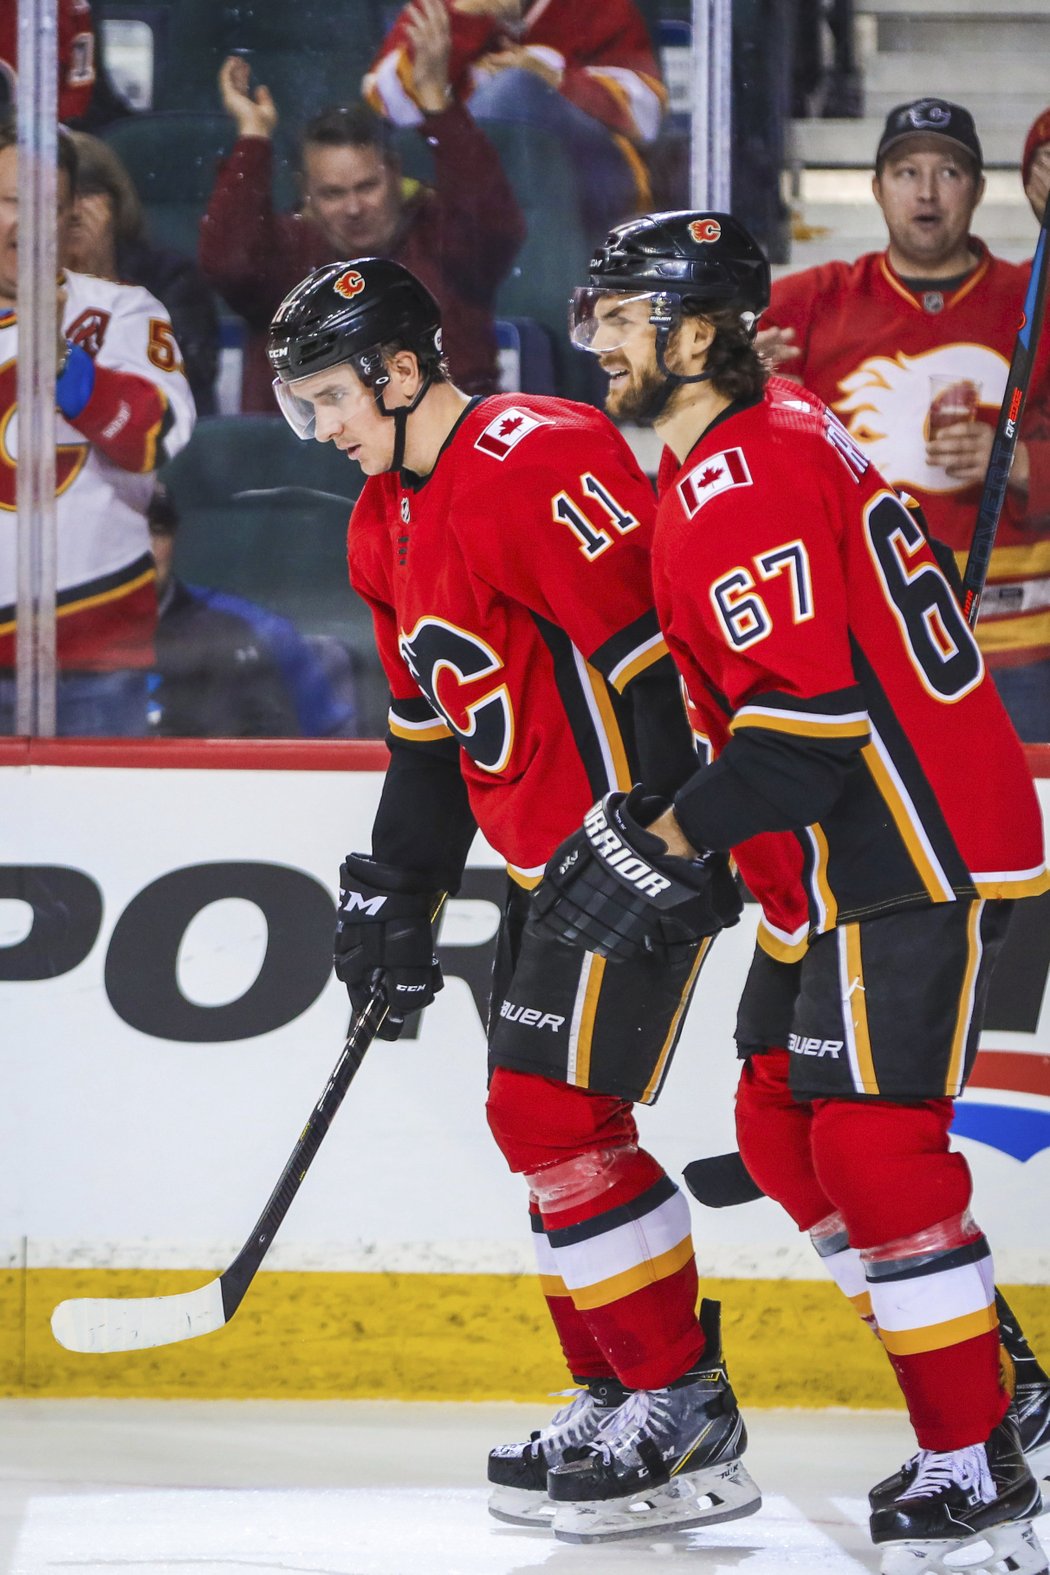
[889,1330,1008,1451]
[529,1199,609,1379]
[809,1099,1008,1450]
[538,1148,704,1391]
[488,1069,704,1390]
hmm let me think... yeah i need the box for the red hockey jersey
[349,394,672,877]
[364,0,666,146]
[0,0,95,121]
[765,244,1050,666]
[654,379,1049,950]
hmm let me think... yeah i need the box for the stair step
[791,119,1037,169]
[864,52,1050,92]
[862,95,1045,130]
[797,169,1026,202]
[860,0,1049,15]
[875,17,1050,52]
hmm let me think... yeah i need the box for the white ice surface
[1,1401,1047,1575]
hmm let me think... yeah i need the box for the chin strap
[643,297,760,423]
[374,368,436,474]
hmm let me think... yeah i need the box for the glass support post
[690,0,733,210]
[15,0,59,736]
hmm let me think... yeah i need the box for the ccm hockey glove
[532,787,742,961]
[334,854,443,1040]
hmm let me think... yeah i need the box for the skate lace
[588,1387,674,1468]
[529,1389,600,1459]
[897,1445,994,1504]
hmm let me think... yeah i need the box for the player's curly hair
[685,304,768,404]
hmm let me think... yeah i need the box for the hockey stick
[683,1150,765,1207]
[961,207,1050,627]
[51,898,445,1355]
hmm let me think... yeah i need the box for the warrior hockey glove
[334,854,443,1041]
[532,787,742,962]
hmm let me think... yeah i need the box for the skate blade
[487,1485,556,1529]
[879,1518,1048,1575]
[552,1460,762,1545]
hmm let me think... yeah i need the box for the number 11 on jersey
[553,473,641,559]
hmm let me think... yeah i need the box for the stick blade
[50,1279,227,1353]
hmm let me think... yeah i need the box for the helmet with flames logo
[267,257,443,451]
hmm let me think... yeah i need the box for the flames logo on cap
[906,100,951,131]
[333,269,366,301]
[689,218,722,245]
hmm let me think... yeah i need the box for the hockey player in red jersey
[266,257,759,1543]
[538,210,1050,1573]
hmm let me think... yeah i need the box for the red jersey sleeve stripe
[388,713,453,743]
[730,706,871,740]
[607,631,669,692]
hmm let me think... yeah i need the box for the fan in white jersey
[0,120,195,735]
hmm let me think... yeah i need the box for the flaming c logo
[333,269,366,301]
[689,218,722,244]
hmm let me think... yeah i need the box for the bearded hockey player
[536,210,1050,1575]
[266,257,758,1543]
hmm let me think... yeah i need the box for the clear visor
[568,289,663,353]
[273,377,317,440]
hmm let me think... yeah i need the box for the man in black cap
[761,96,1050,742]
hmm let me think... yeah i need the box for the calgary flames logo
[333,269,366,301]
[0,360,88,512]
[689,218,722,245]
[833,345,1006,495]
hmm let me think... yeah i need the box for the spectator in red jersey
[0,0,95,123]
[364,0,666,239]
[758,97,1050,741]
[1023,109,1050,225]
[199,0,524,414]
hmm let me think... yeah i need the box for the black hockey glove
[532,787,742,962]
[334,854,443,1041]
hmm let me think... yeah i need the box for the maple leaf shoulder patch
[677,447,753,518]
[474,406,550,460]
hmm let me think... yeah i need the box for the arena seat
[158,416,388,733]
[494,317,557,397]
[100,112,240,256]
[151,0,387,136]
[395,120,594,400]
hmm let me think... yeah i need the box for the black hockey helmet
[268,258,443,456]
[569,211,769,405]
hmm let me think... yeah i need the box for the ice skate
[870,1299,1050,1510]
[870,1415,1047,1575]
[487,1375,628,1527]
[1014,1370,1050,1492]
[998,1292,1050,1491]
[546,1299,761,1544]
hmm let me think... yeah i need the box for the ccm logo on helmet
[333,269,366,301]
[689,218,722,245]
